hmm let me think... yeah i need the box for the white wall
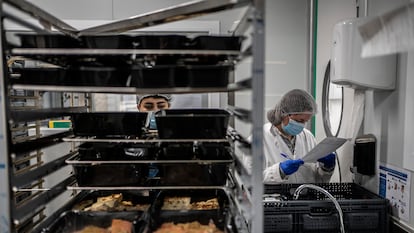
[316,0,414,230]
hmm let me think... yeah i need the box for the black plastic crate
[263,183,389,233]
[155,109,230,139]
[45,210,145,233]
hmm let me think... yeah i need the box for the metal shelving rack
[0,0,265,232]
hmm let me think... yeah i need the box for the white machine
[331,18,397,90]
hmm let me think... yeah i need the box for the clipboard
[302,137,348,162]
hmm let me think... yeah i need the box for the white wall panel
[27,0,113,20]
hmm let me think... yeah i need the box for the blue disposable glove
[317,152,336,169]
[280,159,304,175]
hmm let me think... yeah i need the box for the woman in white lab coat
[246,89,336,183]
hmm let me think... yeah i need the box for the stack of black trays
[263,183,389,233]
[11,34,243,88]
[13,32,242,232]
[45,189,234,232]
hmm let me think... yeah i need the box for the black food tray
[72,190,154,212]
[147,189,229,232]
[155,162,230,186]
[46,210,144,233]
[11,66,131,87]
[18,34,83,48]
[67,154,149,187]
[263,183,389,233]
[189,35,244,50]
[134,35,190,49]
[155,109,230,139]
[156,142,232,160]
[82,35,135,49]
[131,64,232,88]
[78,142,157,160]
[71,112,148,138]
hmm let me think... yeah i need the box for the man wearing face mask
[259,89,336,183]
[136,94,172,129]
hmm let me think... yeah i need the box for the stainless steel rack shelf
[11,48,242,56]
[0,0,264,232]
[63,136,230,144]
[67,185,230,191]
[11,85,249,94]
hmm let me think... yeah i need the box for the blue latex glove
[280,159,304,175]
[317,152,336,169]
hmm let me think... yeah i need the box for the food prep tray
[131,64,232,88]
[78,142,157,160]
[147,189,230,232]
[72,190,155,212]
[67,148,232,187]
[66,153,149,187]
[11,66,131,87]
[156,142,232,160]
[18,33,83,48]
[134,35,190,49]
[45,210,144,233]
[155,109,230,139]
[82,35,135,49]
[71,112,148,138]
[189,35,244,51]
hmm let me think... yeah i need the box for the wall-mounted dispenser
[353,134,376,176]
[331,18,397,90]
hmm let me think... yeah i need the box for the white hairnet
[267,89,317,125]
[136,94,172,105]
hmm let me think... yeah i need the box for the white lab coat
[244,122,334,184]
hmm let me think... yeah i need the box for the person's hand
[317,152,336,169]
[280,159,304,175]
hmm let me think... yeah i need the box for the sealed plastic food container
[18,33,83,48]
[184,65,232,87]
[156,142,232,160]
[71,112,148,138]
[46,210,144,233]
[189,35,244,51]
[66,66,131,87]
[78,142,156,160]
[134,35,190,49]
[81,35,134,49]
[10,67,66,85]
[66,154,149,187]
[155,109,230,139]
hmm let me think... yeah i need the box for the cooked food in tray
[74,219,132,233]
[153,220,223,233]
[161,197,219,210]
[73,193,150,212]
[48,211,142,233]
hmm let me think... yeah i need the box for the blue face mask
[282,118,305,136]
[148,112,157,129]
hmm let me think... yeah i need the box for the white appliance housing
[331,18,397,90]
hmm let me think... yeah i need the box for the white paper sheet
[302,137,348,163]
